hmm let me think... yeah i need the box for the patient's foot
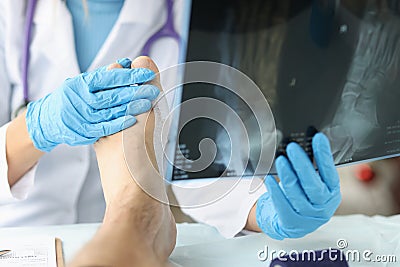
[95,57,163,203]
[92,57,176,265]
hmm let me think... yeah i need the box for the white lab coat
[0,0,266,237]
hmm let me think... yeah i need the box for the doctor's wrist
[245,202,262,232]
[6,110,45,186]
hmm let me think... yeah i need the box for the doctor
[0,0,341,240]
[0,0,175,225]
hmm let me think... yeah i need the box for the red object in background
[355,164,375,182]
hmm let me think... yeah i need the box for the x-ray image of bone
[209,65,281,177]
[217,0,290,109]
[210,1,287,176]
[323,1,400,163]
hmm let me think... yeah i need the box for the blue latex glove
[116,57,132,68]
[26,63,159,152]
[256,133,341,240]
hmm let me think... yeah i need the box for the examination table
[0,215,399,266]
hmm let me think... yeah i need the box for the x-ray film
[172,0,400,180]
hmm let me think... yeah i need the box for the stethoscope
[14,0,180,119]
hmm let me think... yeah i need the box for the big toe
[131,56,162,90]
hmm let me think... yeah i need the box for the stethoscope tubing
[141,0,180,56]
[22,0,38,105]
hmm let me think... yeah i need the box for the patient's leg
[68,57,176,267]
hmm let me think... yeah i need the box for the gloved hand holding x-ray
[170,0,400,240]
[256,133,341,239]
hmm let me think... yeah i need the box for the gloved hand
[26,62,159,152]
[256,133,341,240]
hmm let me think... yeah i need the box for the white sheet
[171,215,400,267]
[0,215,399,266]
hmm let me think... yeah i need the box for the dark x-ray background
[172,0,400,180]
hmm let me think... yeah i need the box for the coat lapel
[29,0,80,99]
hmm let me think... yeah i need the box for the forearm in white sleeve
[171,178,267,238]
[0,123,37,204]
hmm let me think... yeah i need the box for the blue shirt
[66,0,125,72]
